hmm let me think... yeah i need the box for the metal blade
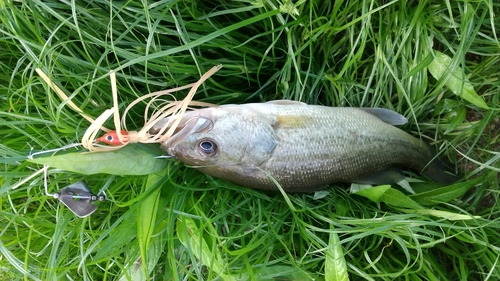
[58,181,98,218]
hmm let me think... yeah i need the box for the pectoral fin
[360,108,408,125]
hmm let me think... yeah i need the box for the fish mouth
[161,116,214,156]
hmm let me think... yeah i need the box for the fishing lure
[49,181,105,218]
[36,65,222,151]
[42,166,110,218]
[33,65,222,217]
[95,130,130,145]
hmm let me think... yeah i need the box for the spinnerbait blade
[55,181,104,218]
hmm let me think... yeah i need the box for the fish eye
[197,139,218,155]
[106,135,113,141]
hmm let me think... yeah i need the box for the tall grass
[1,0,499,280]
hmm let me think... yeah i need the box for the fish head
[161,106,277,170]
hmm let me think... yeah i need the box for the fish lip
[166,145,180,158]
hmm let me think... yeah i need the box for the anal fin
[354,167,406,185]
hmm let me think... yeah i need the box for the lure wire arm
[43,165,109,218]
[28,143,83,160]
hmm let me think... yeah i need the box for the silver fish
[151,101,457,192]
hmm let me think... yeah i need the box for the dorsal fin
[359,108,408,125]
[266,100,307,106]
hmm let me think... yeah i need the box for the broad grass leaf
[444,106,467,134]
[403,209,480,221]
[410,177,481,206]
[136,172,163,275]
[121,204,170,281]
[428,51,489,109]
[334,203,350,217]
[349,184,390,200]
[325,225,349,281]
[403,53,434,79]
[435,98,462,115]
[352,184,390,203]
[355,184,480,221]
[254,265,315,281]
[353,185,423,209]
[177,217,236,281]
[313,190,330,200]
[93,211,137,261]
[120,229,169,281]
[378,188,424,209]
[29,144,167,175]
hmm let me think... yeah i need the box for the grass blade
[428,51,489,109]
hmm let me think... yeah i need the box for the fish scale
[255,106,423,191]
[155,101,457,192]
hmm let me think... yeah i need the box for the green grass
[1,0,499,280]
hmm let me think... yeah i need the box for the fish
[150,100,458,192]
